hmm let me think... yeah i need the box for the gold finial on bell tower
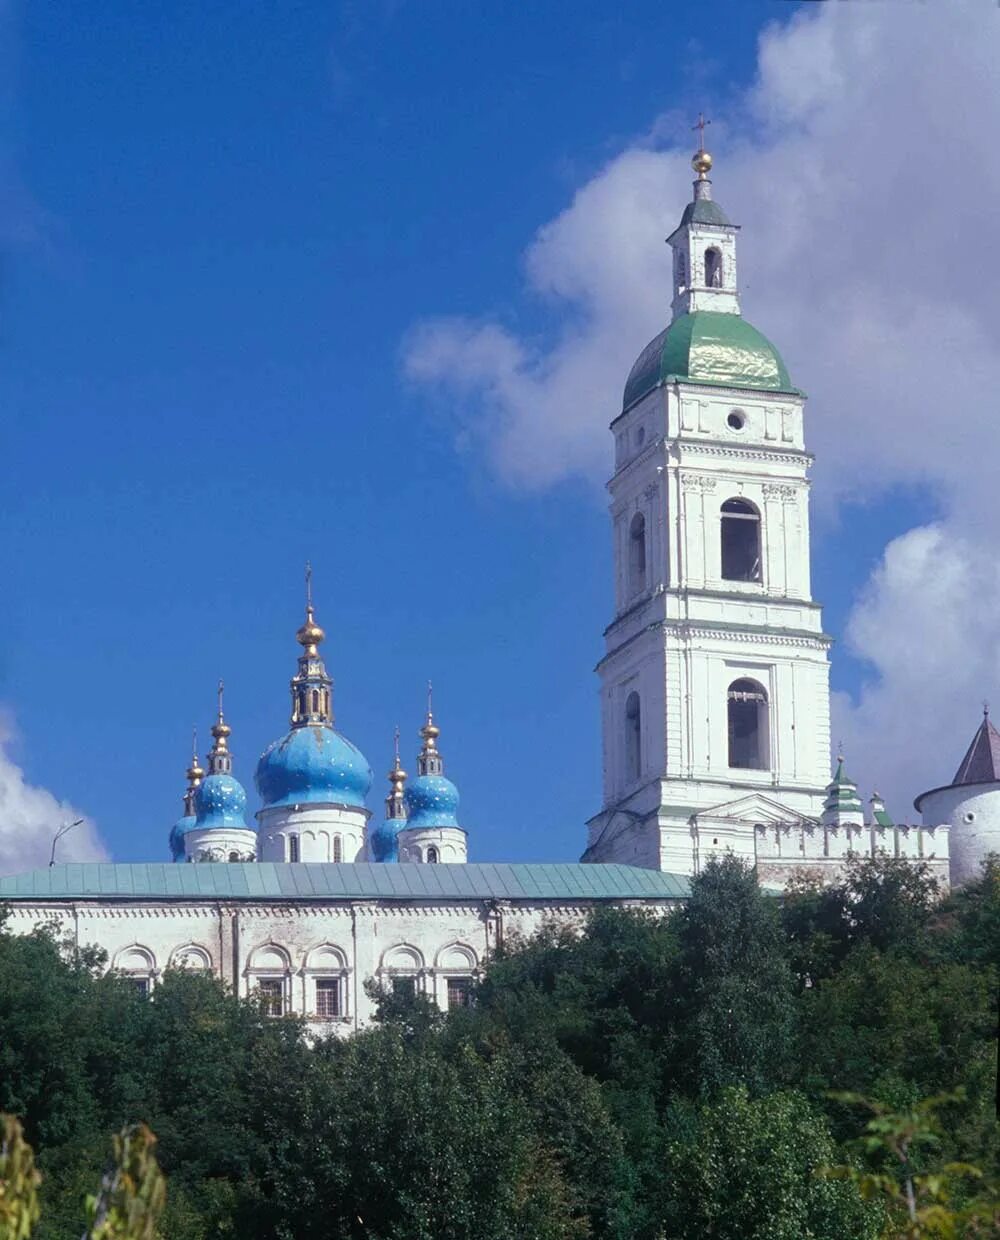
[691,113,713,179]
[296,561,326,653]
[186,727,205,786]
[417,681,444,776]
[183,727,205,817]
[385,726,407,820]
[207,680,234,774]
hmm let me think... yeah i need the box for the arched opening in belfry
[705,247,722,288]
[625,691,642,782]
[629,512,647,594]
[721,499,762,582]
[727,678,769,770]
[427,846,439,864]
[677,252,687,290]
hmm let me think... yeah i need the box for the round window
[727,410,746,431]
[963,811,976,823]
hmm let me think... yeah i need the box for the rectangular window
[128,977,150,999]
[315,977,341,1019]
[391,975,416,1000]
[446,976,472,1010]
[258,979,284,1017]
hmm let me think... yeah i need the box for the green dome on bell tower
[623,142,799,411]
[623,311,796,410]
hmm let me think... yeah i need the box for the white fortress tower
[916,708,1000,887]
[584,139,833,876]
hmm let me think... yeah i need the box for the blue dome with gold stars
[169,814,194,861]
[194,772,249,829]
[369,815,405,862]
[256,724,372,810]
[404,773,460,829]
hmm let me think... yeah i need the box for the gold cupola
[290,563,334,727]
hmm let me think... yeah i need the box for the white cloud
[832,525,1000,819]
[403,0,1000,813]
[0,713,106,874]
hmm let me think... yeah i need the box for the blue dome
[193,772,249,829]
[256,724,372,810]
[403,773,461,829]
[369,817,405,862]
[169,814,194,861]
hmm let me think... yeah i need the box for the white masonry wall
[1,896,681,1034]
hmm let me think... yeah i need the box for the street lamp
[49,819,84,867]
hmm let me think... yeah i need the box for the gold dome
[296,605,325,650]
[692,149,713,178]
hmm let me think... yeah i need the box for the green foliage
[668,854,797,1096]
[0,855,996,1238]
[0,1117,165,1240]
[85,1125,166,1240]
[822,1092,1000,1238]
[782,853,942,987]
[0,1116,41,1240]
[662,1086,881,1240]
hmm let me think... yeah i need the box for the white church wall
[1,897,684,1034]
[257,804,368,863]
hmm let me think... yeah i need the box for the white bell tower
[583,135,832,875]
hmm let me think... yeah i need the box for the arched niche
[435,942,478,971]
[114,944,156,973]
[169,944,212,971]
[246,943,291,973]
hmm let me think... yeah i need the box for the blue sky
[1,0,993,867]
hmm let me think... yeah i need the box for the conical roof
[952,711,1000,786]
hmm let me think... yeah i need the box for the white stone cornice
[673,441,813,468]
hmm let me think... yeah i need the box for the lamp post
[49,818,84,867]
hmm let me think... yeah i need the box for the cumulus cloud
[832,525,1000,818]
[403,0,1000,814]
[0,714,105,874]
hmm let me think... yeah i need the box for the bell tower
[583,136,832,875]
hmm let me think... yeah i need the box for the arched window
[323,689,330,716]
[288,834,299,863]
[625,691,641,782]
[628,512,647,595]
[228,851,240,863]
[721,499,762,582]
[677,252,687,290]
[311,689,320,714]
[332,835,343,863]
[727,678,769,770]
[705,247,722,288]
[298,689,307,719]
[427,846,439,864]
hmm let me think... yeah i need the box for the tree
[0,1117,166,1240]
[668,855,797,1097]
[781,854,942,988]
[661,1086,880,1239]
[237,1025,587,1240]
[822,1092,1000,1239]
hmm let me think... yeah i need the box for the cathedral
[2,140,996,1029]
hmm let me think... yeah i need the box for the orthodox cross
[692,112,711,152]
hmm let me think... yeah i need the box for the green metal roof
[623,311,798,409]
[678,198,732,229]
[0,862,690,902]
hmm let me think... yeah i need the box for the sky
[1,0,999,871]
